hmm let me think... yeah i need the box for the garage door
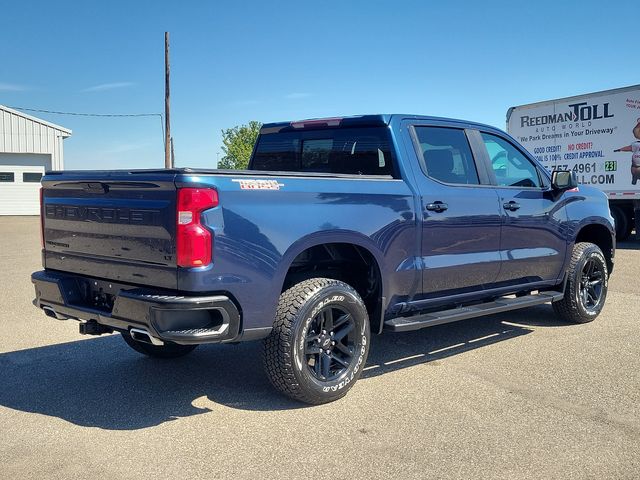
[0,165,45,215]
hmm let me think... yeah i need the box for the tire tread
[263,277,363,404]
[553,242,607,323]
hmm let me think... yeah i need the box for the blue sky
[1,0,636,170]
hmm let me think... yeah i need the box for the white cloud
[284,92,312,100]
[0,82,28,91]
[82,82,135,92]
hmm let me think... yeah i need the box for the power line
[6,105,162,118]
[6,105,165,147]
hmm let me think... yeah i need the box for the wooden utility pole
[164,32,171,168]
[170,137,175,166]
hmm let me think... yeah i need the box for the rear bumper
[31,270,243,345]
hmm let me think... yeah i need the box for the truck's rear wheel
[121,332,198,358]
[553,242,608,323]
[264,278,370,404]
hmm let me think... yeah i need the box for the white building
[0,105,71,215]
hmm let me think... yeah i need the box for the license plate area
[61,276,123,313]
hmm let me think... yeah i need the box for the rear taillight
[176,188,218,267]
[40,187,44,248]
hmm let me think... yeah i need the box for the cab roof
[260,114,500,134]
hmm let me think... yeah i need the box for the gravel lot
[1,216,638,479]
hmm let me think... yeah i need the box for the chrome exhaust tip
[129,328,164,346]
[42,305,68,320]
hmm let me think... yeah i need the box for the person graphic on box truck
[613,118,640,185]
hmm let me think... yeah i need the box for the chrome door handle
[426,202,448,212]
[503,201,521,211]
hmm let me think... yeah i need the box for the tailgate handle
[82,182,109,194]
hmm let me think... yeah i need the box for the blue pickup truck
[32,114,615,404]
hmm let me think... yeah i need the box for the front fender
[563,187,615,273]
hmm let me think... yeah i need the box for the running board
[385,291,564,333]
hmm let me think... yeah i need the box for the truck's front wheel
[553,242,608,323]
[264,278,370,404]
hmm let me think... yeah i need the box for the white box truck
[507,84,640,240]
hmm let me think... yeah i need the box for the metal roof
[0,104,72,170]
[0,104,72,136]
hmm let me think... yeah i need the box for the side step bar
[385,291,564,333]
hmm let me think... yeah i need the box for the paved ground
[0,216,638,479]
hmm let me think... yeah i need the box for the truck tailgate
[41,172,178,289]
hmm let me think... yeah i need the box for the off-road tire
[263,277,370,404]
[121,331,198,358]
[553,242,608,323]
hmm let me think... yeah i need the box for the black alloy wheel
[304,305,357,382]
[553,242,608,323]
[578,257,605,312]
[264,277,370,404]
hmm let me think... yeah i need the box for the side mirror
[551,170,578,191]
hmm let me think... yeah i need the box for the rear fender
[274,231,388,330]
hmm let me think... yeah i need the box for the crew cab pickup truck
[32,114,615,404]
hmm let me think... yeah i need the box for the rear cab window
[250,127,397,177]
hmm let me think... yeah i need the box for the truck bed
[43,167,394,179]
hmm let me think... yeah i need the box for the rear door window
[251,127,396,176]
[413,127,480,185]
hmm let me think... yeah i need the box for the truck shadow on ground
[0,305,569,430]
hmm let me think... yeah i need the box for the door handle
[426,201,448,212]
[503,201,521,211]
